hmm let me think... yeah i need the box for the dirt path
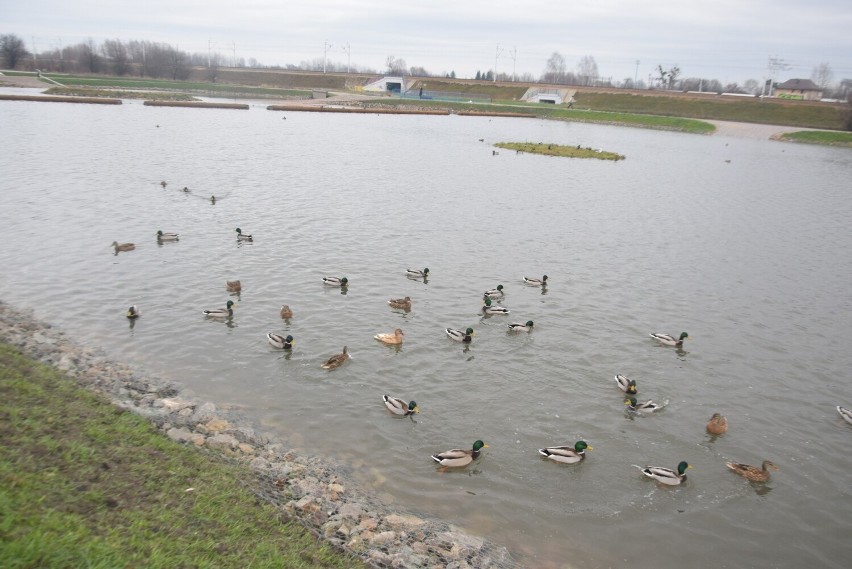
[706,120,810,140]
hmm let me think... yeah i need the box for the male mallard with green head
[431,440,488,468]
[267,333,294,349]
[446,327,474,343]
[650,332,689,347]
[383,395,419,417]
[538,441,592,464]
[634,461,691,485]
[615,374,638,394]
[507,320,534,332]
[202,300,234,318]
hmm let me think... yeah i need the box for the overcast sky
[3,0,851,85]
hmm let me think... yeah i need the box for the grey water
[2,92,851,568]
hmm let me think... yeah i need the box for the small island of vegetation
[495,142,626,160]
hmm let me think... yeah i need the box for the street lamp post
[342,42,351,74]
[323,40,333,73]
[494,44,504,82]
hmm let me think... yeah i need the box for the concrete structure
[363,76,406,94]
[521,87,575,105]
[774,79,823,101]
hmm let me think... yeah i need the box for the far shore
[0,73,835,141]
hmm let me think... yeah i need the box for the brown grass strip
[267,104,449,115]
[0,94,122,104]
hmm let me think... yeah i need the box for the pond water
[2,93,851,568]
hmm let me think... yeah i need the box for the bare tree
[81,38,101,73]
[386,55,407,74]
[102,39,130,75]
[542,52,566,84]
[743,79,760,95]
[811,62,834,90]
[1,33,30,69]
[576,55,598,86]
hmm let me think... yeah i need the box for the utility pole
[232,41,236,67]
[342,42,350,73]
[634,60,640,87]
[323,40,333,73]
[31,36,38,67]
[494,44,504,82]
[509,46,517,82]
[208,39,212,69]
[765,55,790,97]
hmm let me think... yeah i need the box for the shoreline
[0,300,521,568]
[0,74,824,141]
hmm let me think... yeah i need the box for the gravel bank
[0,301,520,569]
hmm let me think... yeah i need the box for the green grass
[565,92,847,130]
[40,73,312,99]
[0,343,365,569]
[495,142,626,160]
[44,86,197,101]
[777,130,852,147]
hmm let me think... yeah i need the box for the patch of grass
[44,86,197,101]
[41,73,312,99]
[495,141,625,160]
[567,92,847,130]
[777,130,852,147]
[0,343,365,569]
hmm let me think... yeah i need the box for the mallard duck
[406,268,429,278]
[181,186,191,193]
[202,300,234,318]
[323,276,348,287]
[482,298,509,314]
[634,461,691,485]
[431,440,488,468]
[111,241,135,253]
[726,460,778,482]
[126,305,140,319]
[538,440,592,464]
[615,374,638,394]
[837,406,852,425]
[524,275,548,286]
[235,228,253,241]
[226,280,241,292]
[279,305,293,319]
[383,395,419,416]
[160,180,167,188]
[507,320,534,332]
[375,328,404,345]
[484,284,504,299]
[446,327,474,343]
[650,332,689,346]
[321,346,350,369]
[156,230,179,242]
[706,413,728,435]
[267,333,294,349]
[625,397,665,412]
[388,296,412,310]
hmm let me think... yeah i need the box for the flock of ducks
[113,229,852,483]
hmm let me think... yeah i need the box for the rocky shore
[0,301,520,569]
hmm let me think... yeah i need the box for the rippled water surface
[2,93,851,568]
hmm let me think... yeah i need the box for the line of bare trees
[1,33,228,80]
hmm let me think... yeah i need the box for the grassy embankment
[8,70,850,140]
[38,73,313,100]
[776,130,852,147]
[494,142,625,160]
[0,343,365,569]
